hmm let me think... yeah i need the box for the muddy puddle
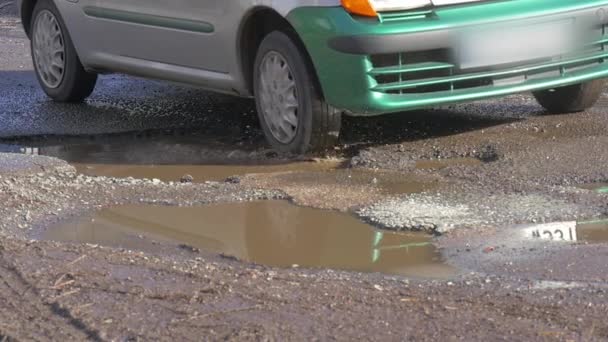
[0,140,343,182]
[42,201,455,278]
[577,220,608,242]
[578,183,608,193]
[521,219,608,243]
[74,161,341,183]
[0,141,438,211]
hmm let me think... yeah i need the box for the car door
[83,0,228,72]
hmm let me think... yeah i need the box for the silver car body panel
[17,0,341,95]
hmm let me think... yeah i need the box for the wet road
[2,14,608,340]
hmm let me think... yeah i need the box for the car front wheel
[253,31,341,154]
[533,80,604,114]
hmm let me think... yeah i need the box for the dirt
[240,168,440,211]
[2,16,608,340]
[0,138,344,183]
[2,237,608,341]
[0,148,605,341]
[415,157,483,170]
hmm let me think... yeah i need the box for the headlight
[341,0,432,17]
[341,0,486,17]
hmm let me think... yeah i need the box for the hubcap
[32,10,66,89]
[258,51,299,144]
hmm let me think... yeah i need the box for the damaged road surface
[2,14,608,341]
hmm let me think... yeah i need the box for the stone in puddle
[180,174,194,183]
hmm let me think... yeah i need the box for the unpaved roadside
[0,153,607,340]
[2,228,608,341]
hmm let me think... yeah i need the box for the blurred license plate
[521,221,578,242]
[459,20,573,69]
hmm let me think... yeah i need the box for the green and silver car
[17,0,608,153]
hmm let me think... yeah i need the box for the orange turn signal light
[341,0,377,17]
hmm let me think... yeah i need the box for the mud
[0,139,343,182]
[0,141,438,212]
[577,219,608,243]
[73,162,340,183]
[415,157,482,170]
[43,201,454,278]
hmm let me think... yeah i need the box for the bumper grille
[368,26,608,95]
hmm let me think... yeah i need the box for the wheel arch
[236,6,323,97]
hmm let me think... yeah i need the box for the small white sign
[521,221,578,242]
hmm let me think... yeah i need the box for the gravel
[358,194,481,234]
[0,153,285,239]
[358,191,601,235]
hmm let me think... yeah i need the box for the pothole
[0,141,440,211]
[75,161,341,183]
[41,201,456,278]
[0,140,343,182]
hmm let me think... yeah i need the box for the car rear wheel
[31,0,97,102]
[253,31,341,154]
[533,80,604,114]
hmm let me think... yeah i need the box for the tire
[253,31,341,154]
[30,0,97,102]
[533,80,604,114]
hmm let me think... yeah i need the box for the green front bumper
[287,1,608,116]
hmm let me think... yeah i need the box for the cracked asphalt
[1,12,608,341]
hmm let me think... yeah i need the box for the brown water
[577,220,608,242]
[43,201,455,278]
[415,158,482,170]
[578,183,608,193]
[0,139,346,182]
[74,161,341,183]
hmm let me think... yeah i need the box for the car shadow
[0,70,534,165]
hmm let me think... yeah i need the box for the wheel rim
[32,10,66,89]
[258,51,299,144]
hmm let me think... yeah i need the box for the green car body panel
[287,0,608,115]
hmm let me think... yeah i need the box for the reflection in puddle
[521,219,608,243]
[43,201,455,278]
[415,158,482,170]
[578,183,608,193]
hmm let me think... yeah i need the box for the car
[16,0,608,154]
